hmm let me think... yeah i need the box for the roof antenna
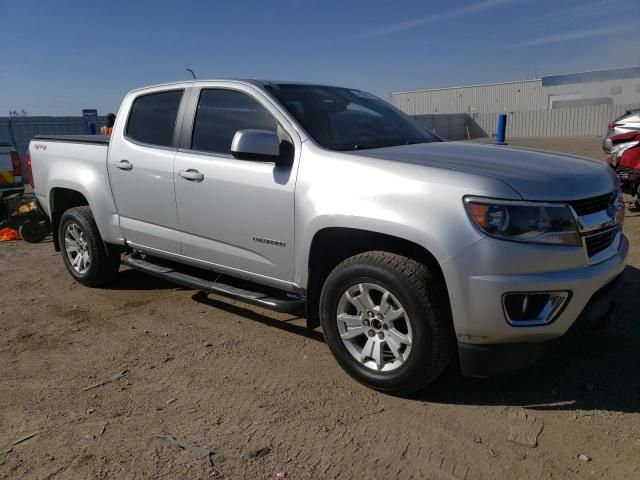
[186,68,197,80]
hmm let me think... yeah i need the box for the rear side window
[191,89,277,154]
[126,90,183,147]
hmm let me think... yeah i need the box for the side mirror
[231,130,280,162]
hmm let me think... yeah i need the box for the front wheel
[59,206,120,287]
[319,251,455,395]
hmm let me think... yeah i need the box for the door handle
[114,159,133,170]
[179,169,204,182]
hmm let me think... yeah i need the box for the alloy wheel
[336,283,413,372]
[64,222,91,275]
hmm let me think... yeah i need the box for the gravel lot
[1,137,639,479]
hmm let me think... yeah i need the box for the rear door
[107,88,187,255]
[173,83,300,286]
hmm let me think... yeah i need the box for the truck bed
[29,134,118,244]
[33,135,110,145]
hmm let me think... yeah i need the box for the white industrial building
[391,66,640,115]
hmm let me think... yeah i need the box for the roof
[541,66,640,87]
[128,79,353,94]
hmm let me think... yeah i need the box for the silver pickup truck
[29,80,628,394]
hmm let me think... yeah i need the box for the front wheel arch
[305,227,450,330]
[319,251,455,395]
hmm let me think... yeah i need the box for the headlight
[613,186,625,226]
[611,140,639,166]
[464,197,581,246]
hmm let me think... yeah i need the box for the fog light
[503,291,570,326]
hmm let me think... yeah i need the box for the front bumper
[441,232,629,345]
[457,271,626,377]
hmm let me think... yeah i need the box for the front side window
[264,84,438,151]
[191,89,278,154]
[126,90,183,147]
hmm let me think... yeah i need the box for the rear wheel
[319,251,454,395]
[59,206,120,287]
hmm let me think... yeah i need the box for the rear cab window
[126,90,184,147]
[191,89,278,155]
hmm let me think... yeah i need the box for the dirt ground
[1,137,639,480]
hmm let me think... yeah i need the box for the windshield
[264,84,438,151]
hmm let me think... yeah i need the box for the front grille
[569,193,614,216]
[585,228,617,257]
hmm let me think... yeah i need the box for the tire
[319,251,454,395]
[19,220,48,243]
[58,206,120,287]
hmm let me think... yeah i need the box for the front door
[108,88,185,254]
[173,85,298,285]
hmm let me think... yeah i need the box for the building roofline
[391,65,640,96]
[541,66,640,87]
[391,78,540,96]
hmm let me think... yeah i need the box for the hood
[347,142,615,201]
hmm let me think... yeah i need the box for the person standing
[100,113,116,135]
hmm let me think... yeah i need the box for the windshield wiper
[331,143,385,151]
[332,139,433,151]
[353,143,388,150]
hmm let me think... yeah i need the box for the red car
[608,131,640,209]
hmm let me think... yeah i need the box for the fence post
[496,114,507,144]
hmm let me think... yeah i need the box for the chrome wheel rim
[336,283,413,372]
[64,222,90,275]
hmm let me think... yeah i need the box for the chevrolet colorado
[29,80,628,394]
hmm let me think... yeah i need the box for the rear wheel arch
[58,206,120,287]
[305,227,450,330]
[49,187,89,251]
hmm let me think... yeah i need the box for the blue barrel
[496,114,507,145]
[87,123,97,135]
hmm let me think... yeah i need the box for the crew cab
[29,80,628,394]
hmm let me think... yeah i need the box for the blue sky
[1,0,638,115]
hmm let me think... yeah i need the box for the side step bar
[123,254,305,314]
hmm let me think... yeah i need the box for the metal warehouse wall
[0,116,106,169]
[414,104,640,140]
[544,78,640,108]
[473,104,640,138]
[392,75,640,115]
[392,80,544,115]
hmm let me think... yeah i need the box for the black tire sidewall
[320,260,437,393]
[59,209,105,286]
[19,220,48,243]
